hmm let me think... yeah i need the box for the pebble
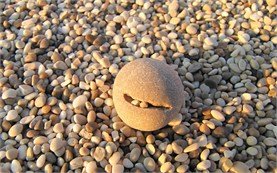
[109,152,121,165]
[8,124,23,137]
[184,143,199,153]
[263,137,277,146]
[246,136,257,146]
[6,110,18,121]
[230,161,250,173]
[6,148,18,160]
[0,0,276,172]
[86,161,97,173]
[72,95,88,108]
[70,157,83,170]
[50,138,64,152]
[11,160,22,173]
[246,147,258,156]
[175,153,189,162]
[35,94,47,107]
[123,158,133,168]
[36,154,46,168]
[130,148,141,162]
[160,162,173,173]
[197,160,211,171]
[114,35,123,44]
[186,24,197,35]
[144,157,156,171]
[2,89,17,99]
[19,85,33,95]
[112,164,124,173]
[210,110,225,121]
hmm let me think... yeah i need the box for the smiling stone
[113,58,184,131]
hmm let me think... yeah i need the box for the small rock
[11,160,22,173]
[168,0,179,17]
[72,95,87,108]
[2,89,17,99]
[230,161,250,173]
[130,147,141,162]
[144,157,156,171]
[211,110,225,121]
[35,94,47,108]
[70,157,83,170]
[263,137,277,146]
[9,124,23,137]
[54,61,68,70]
[19,85,34,95]
[109,152,121,166]
[184,143,199,153]
[36,154,46,168]
[50,138,64,152]
[6,148,18,160]
[197,160,211,171]
[186,24,197,35]
[86,161,97,173]
[6,110,18,121]
[175,153,188,162]
[112,164,124,173]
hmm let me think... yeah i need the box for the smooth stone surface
[211,110,225,121]
[6,110,18,121]
[2,89,17,99]
[9,124,23,137]
[72,95,88,108]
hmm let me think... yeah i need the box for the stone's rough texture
[113,58,184,131]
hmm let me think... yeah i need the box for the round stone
[9,124,23,137]
[50,138,64,152]
[35,94,47,108]
[144,157,156,171]
[2,89,17,99]
[197,160,211,171]
[246,136,257,146]
[11,160,22,173]
[73,95,88,108]
[186,24,197,35]
[211,110,225,121]
[113,58,184,131]
[6,148,18,160]
[6,110,18,121]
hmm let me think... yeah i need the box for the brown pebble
[113,58,184,131]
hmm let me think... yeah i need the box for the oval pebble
[6,110,18,121]
[9,124,23,137]
[211,110,225,121]
[197,160,211,171]
[72,95,88,108]
[144,157,156,171]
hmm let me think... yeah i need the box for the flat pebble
[184,143,199,153]
[112,164,124,173]
[2,89,17,99]
[230,161,250,173]
[197,160,211,171]
[144,157,156,171]
[11,160,22,173]
[73,95,88,108]
[211,110,225,121]
[6,110,18,121]
[9,124,23,137]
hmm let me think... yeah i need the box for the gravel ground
[0,0,276,172]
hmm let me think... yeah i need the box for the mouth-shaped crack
[123,94,172,110]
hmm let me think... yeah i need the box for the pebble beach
[0,0,276,172]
